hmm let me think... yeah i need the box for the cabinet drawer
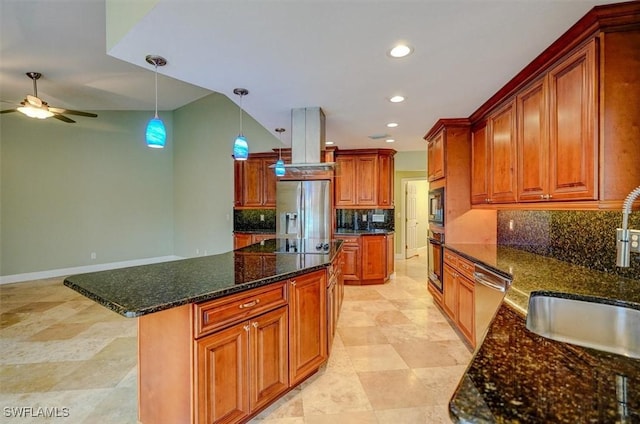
[195,282,287,338]
[457,257,475,280]
[443,250,459,267]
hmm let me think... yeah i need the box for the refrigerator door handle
[299,184,305,238]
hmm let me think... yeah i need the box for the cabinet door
[488,100,517,203]
[288,270,327,385]
[234,233,253,250]
[471,123,489,205]
[234,161,244,207]
[517,78,549,202]
[356,155,378,206]
[335,156,357,206]
[386,234,395,277]
[242,158,264,207]
[548,39,597,201]
[196,322,250,424]
[442,264,457,321]
[378,153,394,207]
[427,130,445,181]
[250,306,289,412]
[340,243,360,282]
[361,235,386,281]
[457,276,475,347]
[262,158,278,207]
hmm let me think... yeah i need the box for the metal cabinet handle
[243,324,250,332]
[290,280,297,286]
[252,322,259,328]
[239,299,260,309]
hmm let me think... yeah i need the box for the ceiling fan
[0,72,98,123]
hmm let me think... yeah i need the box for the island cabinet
[334,234,361,282]
[138,271,329,424]
[334,149,396,209]
[288,269,328,386]
[234,153,279,209]
[442,249,475,348]
[326,251,344,354]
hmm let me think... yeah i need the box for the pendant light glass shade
[233,135,249,160]
[233,88,249,160]
[274,127,286,176]
[145,55,167,149]
[146,117,166,148]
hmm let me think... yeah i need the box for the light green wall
[0,111,174,275]
[172,93,279,257]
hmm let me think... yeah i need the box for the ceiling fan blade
[49,107,97,118]
[0,108,18,114]
[52,114,76,123]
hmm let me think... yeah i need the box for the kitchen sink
[526,293,640,359]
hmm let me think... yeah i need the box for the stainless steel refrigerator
[276,180,331,240]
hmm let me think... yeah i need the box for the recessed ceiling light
[386,122,398,128]
[389,95,405,103]
[385,139,395,143]
[326,141,334,145]
[389,44,413,58]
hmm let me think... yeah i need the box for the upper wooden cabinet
[427,130,445,182]
[517,40,598,203]
[334,149,396,209]
[234,153,279,209]
[468,4,640,210]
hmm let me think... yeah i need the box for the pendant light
[233,88,249,160]
[274,128,286,176]
[145,55,167,149]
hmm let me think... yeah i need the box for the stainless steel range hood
[280,107,335,172]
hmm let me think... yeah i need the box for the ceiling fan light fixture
[17,104,53,119]
[145,55,167,149]
[233,88,250,160]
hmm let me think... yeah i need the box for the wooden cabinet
[517,40,598,203]
[472,100,517,205]
[335,233,393,285]
[334,235,361,282]
[386,233,395,278]
[427,129,445,181]
[361,235,386,283]
[288,270,327,386]
[547,39,597,201]
[470,122,489,205]
[234,232,275,250]
[377,152,395,207]
[442,249,476,347]
[334,149,395,208]
[234,154,279,208]
[195,306,288,424]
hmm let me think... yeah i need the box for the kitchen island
[445,244,640,423]
[64,239,343,424]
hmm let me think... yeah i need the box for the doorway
[402,178,428,259]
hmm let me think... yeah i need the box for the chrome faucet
[616,186,640,267]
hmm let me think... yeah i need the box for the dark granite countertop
[233,229,275,234]
[335,229,394,235]
[445,244,640,423]
[64,239,341,318]
[445,243,640,315]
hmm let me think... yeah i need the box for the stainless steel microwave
[428,187,444,226]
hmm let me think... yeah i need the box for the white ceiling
[0,0,618,151]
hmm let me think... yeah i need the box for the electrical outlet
[196,248,200,255]
[260,214,265,221]
[509,219,515,231]
[90,252,96,260]
[630,230,640,253]
[362,214,367,222]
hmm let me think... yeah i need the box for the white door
[405,181,419,258]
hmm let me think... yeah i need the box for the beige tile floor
[0,254,471,423]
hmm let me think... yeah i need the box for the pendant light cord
[154,63,159,119]
[239,94,244,135]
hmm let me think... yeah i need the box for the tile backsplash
[498,210,640,280]
[234,209,276,232]
[336,209,395,232]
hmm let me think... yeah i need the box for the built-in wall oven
[428,229,444,292]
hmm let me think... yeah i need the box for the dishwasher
[473,264,512,344]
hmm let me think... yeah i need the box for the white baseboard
[0,255,184,285]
